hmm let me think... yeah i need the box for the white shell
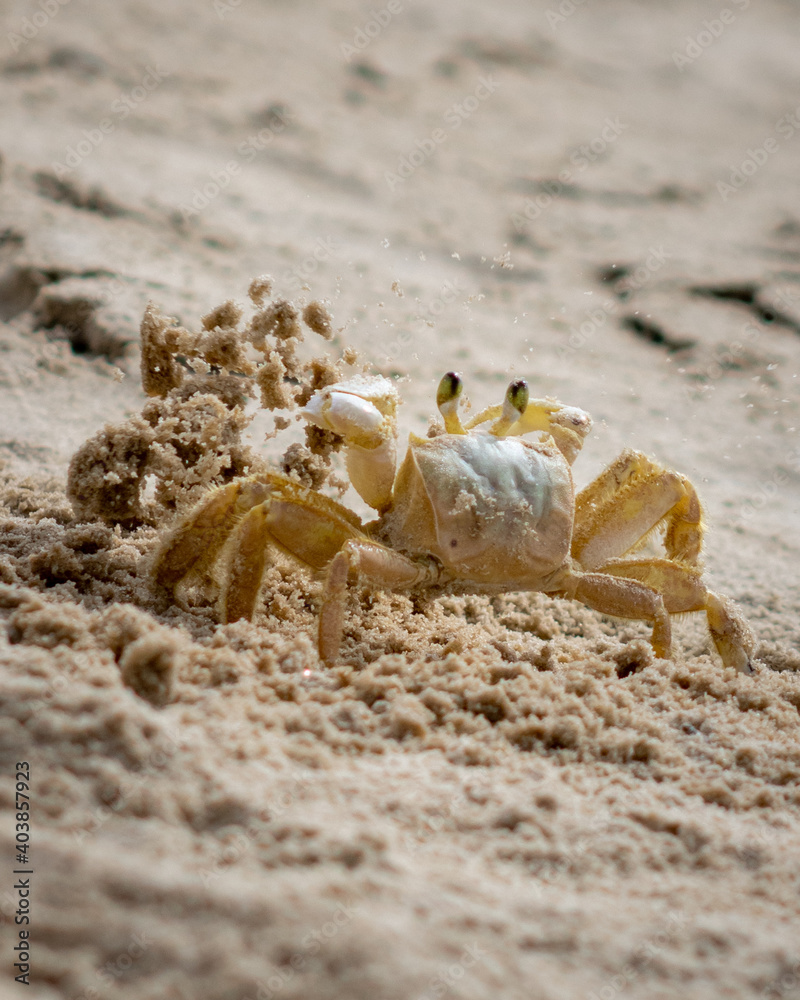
[393,432,574,587]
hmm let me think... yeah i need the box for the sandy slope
[0,1,799,997]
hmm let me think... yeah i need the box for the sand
[1,1,799,998]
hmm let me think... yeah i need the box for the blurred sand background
[0,0,799,997]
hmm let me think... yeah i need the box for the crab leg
[558,569,673,659]
[150,472,367,623]
[222,503,271,622]
[222,489,366,622]
[150,480,272,598]
[569,454,753,670]
[319,539,440,665]
[593,558,755,673]
[705,591,756,675]
[594,557,705,610]
[572,449,704,568]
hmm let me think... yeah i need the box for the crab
[150,372,756,672]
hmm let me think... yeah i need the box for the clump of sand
[67,280,349,529]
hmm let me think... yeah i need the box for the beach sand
[0,1,799,997]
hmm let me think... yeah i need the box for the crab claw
[543,405,593,465]
[302,375,399,512]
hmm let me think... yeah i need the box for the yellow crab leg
[319,539,440,665]
[223,504,271,622]
[150,472,368,624]
[556,568,673,660]
[221,493,366,623]
[585,557,755,674]
[150,479,271,597]
[573,450,704,568]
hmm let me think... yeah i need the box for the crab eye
[505,378,529,417]
[436,372,466,434]
[436,371,463,409]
